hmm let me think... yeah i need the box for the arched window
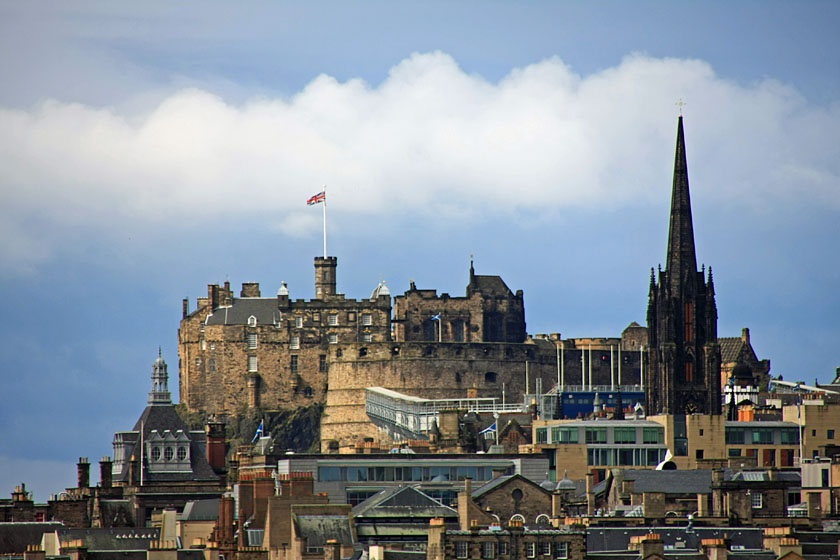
[535,514,550,525]
[248,315,257,327]
[510,514,525,524]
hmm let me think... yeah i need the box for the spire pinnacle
[665,116,698,293]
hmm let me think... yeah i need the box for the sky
[0,1,838,501]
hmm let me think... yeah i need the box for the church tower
[646,116,722,415]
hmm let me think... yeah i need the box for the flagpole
[322,185,327,258]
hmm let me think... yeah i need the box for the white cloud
[0,52,837,272]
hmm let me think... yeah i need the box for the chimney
[427,518,446,560]
[182,298,189,319]
[638,534,664,558]
[206,419,227,475]
[99,457,112,489]
[77,457,90,489]
[701,538,729,560]
[323,539,340,560]
[741,328,750,344]
[240,282,260,297]
[585,472,595,516]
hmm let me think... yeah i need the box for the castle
[178,116,769,451]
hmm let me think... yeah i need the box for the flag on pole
[478,422,497,437]
[252,420,264,443]
[430,313,441,321]
[307,191,326,205]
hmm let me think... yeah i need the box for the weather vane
[675,98,687,116]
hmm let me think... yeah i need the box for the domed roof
[277,281,289,296]
[540,479,557,491]
[371,280,390,300]
[732,362,754,381]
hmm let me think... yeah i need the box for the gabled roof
[719,337,758,364]
[468,275,513,297]
[472,474,550,499]
[352,486,457,519]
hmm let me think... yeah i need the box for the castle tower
[646,116,722,415]
[314,256,337,299]
[149,348,172,405]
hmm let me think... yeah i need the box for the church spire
[665,116,698,294]
[149,350,172,405]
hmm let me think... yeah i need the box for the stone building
[392,259,526,343]
[646,116,722,416]
[179,257,392,413]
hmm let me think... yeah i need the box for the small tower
[149,349,172,405]
[314,256,337,299]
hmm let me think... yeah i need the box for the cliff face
[176,403,324,454]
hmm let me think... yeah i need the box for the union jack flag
[307,191,326,205]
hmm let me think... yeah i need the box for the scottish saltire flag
[479,422,497,436]
[431,313,441,321]
[252,420,264,443]
[307,191,326,205]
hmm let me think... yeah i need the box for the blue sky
[1,1,838,500]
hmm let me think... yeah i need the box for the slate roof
[468,275,513,297]
[619,469,713,495]
[204,299,282,326]
[113,404,219,484]
[0,522,64,554]
[472,474,551,499]
[57,528,161,551]
[293,514,354,548]
[719,337,758,364]
[181,499,220,521]
[352,486,457,519]
[587,526,765,554]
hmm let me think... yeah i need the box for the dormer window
[248,315,257,327]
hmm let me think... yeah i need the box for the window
[829,429,835,440]
[699,429,704,436]
[290,335,300,350]
[499,542,509,555]
[614,427,636,444]
[201,339,206,351]
[313,312,320,321]
[248,355,258,372]
[164,447,174,461]
[151,447,161,461]
[551,427,578,444]
[684,302,694,342]
[526,542,536,558]
[643,427,664,444]
[328,314,338,326]
[696,449,704,460]
[290,355,299,374]
[482,542,495,559]
[781,428,799,445]
[362,314,372,326]
[555,542,568,559]
[177,446,187,461]
[248,333,257,349]
[295,316,303,328]
[329,333,338,344]
[729,448,742,457]
[752,428,773,444]
[586,428,607,444]
[455,541,468,558]
[195,358,201,367]
[536,428,548,444]
[751,492,763,509]
[319,355,327,373]
[348,312,356,322]
[540,542,551,556]
[362,333,372,342]
[210,343,215,350]
[209,358,216,372]
[247,315,257,327]
[726,427,745,444]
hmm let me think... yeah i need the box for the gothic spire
[665,116,698,293]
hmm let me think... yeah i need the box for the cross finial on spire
[158,346,162,358]
[675,98,687,116]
